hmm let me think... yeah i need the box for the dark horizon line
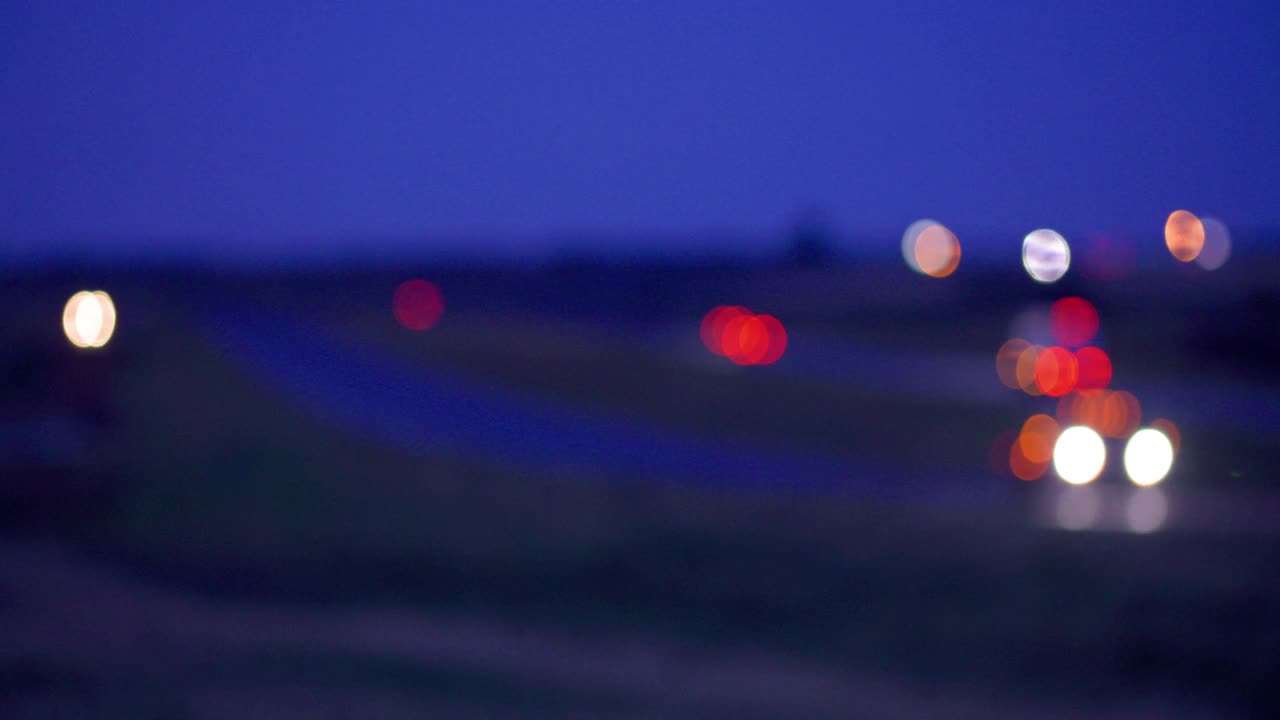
[2,220,1273,264]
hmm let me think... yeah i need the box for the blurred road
[4,269,1279,719]
[197,296,1280,537]
[201,299,998,506]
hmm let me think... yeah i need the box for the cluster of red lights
[391,283,792,369]
[994,295,1169,481]
[996,297,1113,398]
[700,305,787,366]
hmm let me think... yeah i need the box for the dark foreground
[3,261,1278,717]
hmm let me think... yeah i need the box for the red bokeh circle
[1074,346,1113,390]
[1034,345,1079,397]
[393,279,444,330]
[1050,297,1099,347]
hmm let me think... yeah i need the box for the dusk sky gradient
[3,1,1278,260]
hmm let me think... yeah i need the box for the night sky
[3,1,1278,260]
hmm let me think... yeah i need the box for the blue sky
[3,1,1277,260]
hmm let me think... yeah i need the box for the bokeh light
[1196,217,1231,271]
[393,279,444,330]
[1063,390,1142,438]
[704,306,786,366]
[912,223,961,278]
[1018,414,1060,465]
[1053,425,1105,485]
[1055,486,1101,530]
[1049,297,1098,347]
[901,219,939,274]
[1123,428,1174,487]
[701,306,750,356]
[754,314,788,365]
[1033,346,1078,397]
[1149,418,1181,453]
[1074,347,1113,390]
[996,338,1031,389]
[1164,210,1205,262]
[723,313,770,364]
[1015,344,1044,396]
[1022,229,1070,283]
[62,290,117,349]
[1105,390,1142,438]
[1009,432,1051,481]
[1055,392,1085,427]
[1125,487,1169,534]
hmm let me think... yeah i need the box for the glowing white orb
[1055,486,1101,530]
[1053,425,1105,485]
[62,290,117,349]
[1125,488,1169,534]
[1123,428,1174,487]
[1022,229,1071,283]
